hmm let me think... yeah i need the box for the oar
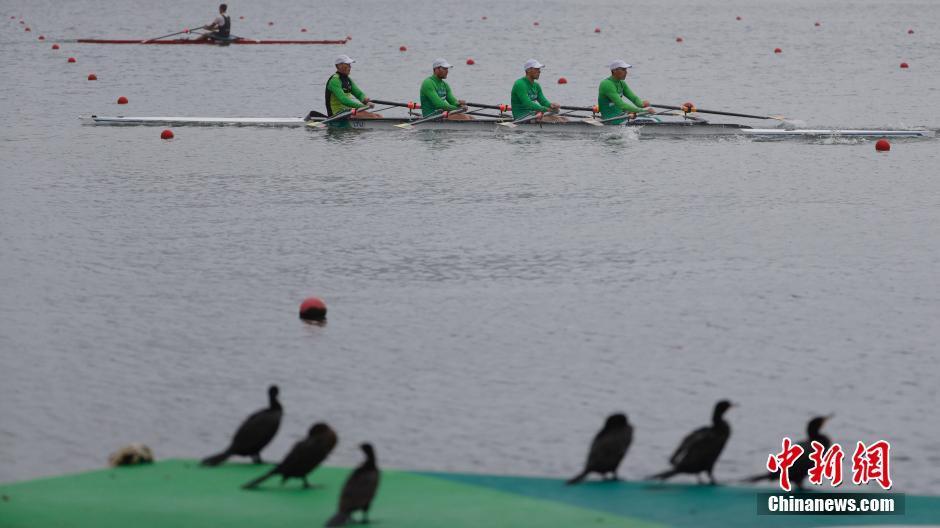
[369,99,417,109]
[559,105,599,113]
[394,107,469,129]
[466,102,510,111]
[306,107,367,129]
[142,25,206,43]
[498,111,550,128]
[652,104,785,121]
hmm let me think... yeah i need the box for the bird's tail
[200,450,231,467]
[566,470,590,486]
[324,512,350,527]
[242,469,276,489]
[647,468,679,481]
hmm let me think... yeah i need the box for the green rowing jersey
[597,76,645,123]
[510,77,552,119]
[326,73,367,116]
[420,75,459,117]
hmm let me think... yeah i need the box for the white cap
[609,60,632,70]
[334,54,356,65]
[432,58,453,69]
[523,58,544,70]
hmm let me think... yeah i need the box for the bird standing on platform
[746,415,832,490]
[201,385,283,466]
[649,400,733,484]
[325,443,380,526]
[567,413,633,485]
[242,422,337,489]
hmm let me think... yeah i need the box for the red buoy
[875,139,890,152]
[299,297,327,321]
[481,16,487,20]
[67,57,76,63]
[676,36,683,43]
[24,27,30,32]
[774,47,782,54]
[268,21,274,26]
[52,43,60,50]
[399,45,407,51]
[907,29,914,34]
[239,15,244,20]
[19,20,24,24]
[594,27,601,33]
[557,77,568,84]
[900,62,909,69]
[117,96,128,104]
[160,129,174,140]
[346,35,352,40]
[533,21,539,26]
[736,16,742,21]
[38,35,45,40]
[87,73,97,80]
[815,21,821,27]
[301,28,307,32]
[10,16,16,19]
[466,58,475,65]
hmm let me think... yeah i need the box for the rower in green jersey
[419,58,471,120]
[510,59,564,122]
[598,59,656,124]
[325,55,380,118]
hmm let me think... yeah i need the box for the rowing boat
[74,37,347,45]
[79,114,934,138]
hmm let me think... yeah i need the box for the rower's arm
[600,79,643,113]
[349,78,367,102]
[535,83,553,109]
[443,82,460,107]
[621,81,645,109]
[420,78,459,111]
[327,76,366,109]
[512,80,550,113]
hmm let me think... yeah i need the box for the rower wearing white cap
[511,59,564,122]
[598,60,655,124]
[325,55,379,118]
[419,58,470,119]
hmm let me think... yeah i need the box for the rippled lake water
[1,0,939,495]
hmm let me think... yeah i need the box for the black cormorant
[325,443,380,526]
[649,400,733,484]
[201,385,283,466]
[567,413,633,485]
[242,422,338,489]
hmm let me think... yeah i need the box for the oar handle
[467,102,512,112]
[370,99,414,108]
[559,105,599,113]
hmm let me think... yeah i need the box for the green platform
[1,460,937,527]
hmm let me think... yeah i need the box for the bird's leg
[302,476,310,489]
[361,507,370,524]
[696,474,704,484]
[707,471,717,486]
[251,454,263,464]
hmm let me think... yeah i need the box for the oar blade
[497,122,518,128]
[394,123,414,129]
[581,118,603,126]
